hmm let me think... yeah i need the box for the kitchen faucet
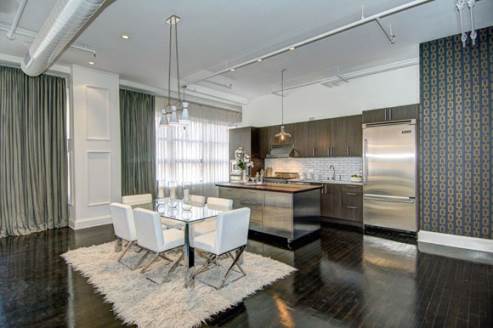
[329,165,336,180]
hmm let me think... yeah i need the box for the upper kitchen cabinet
[258,125,277,159]
[256,114,363,159]
[343,115,362,157]
[363,104,418,124]
[306,120,329,157]
[327,115,362,157]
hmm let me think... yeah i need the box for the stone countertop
[216,182,323,193]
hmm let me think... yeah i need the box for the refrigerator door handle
[364,194,415,203]
[363,138,368,184]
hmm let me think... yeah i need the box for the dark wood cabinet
[363,104,418,124]
[258,126,273,159]
[256,114,363,159]
[321,183,362,224]
[344,115,362,157]
[388,104,418,121]
[362,108,387,123]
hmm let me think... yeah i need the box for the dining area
[60,192,295,327]
[111,192,249,288]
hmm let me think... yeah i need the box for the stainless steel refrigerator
[362,120,417,232]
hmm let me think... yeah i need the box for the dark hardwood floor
[1,224,492,327]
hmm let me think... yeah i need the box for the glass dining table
[136,199,224,285]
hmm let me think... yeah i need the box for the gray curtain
[0,66,68,237]
[120,89,156,196]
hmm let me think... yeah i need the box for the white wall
[70,65,121,230]
[241,65,419,126]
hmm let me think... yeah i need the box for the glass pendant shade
[180,101,190,123]
[274,125,292,144]
[159,109,169,125]
[169,105,179,125]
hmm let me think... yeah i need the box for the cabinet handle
[384,109,387,121]
[346,206,358,209]
[389,108,392,120]
[345,192,358,196]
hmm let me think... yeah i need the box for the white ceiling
[0,0,492,100]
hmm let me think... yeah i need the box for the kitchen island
[216,182,322,245]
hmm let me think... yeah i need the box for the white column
[69,65,121,230]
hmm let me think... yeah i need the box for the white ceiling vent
[21,0,107,76]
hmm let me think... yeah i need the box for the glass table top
[133,199,224,223]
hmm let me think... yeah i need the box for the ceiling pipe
[190,0,433,84]
[6,0,28,40]
[21,0,108,76]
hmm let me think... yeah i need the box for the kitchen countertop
[290,179,363,186]
[216,182,323,193]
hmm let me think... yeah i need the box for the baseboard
[418,230,493,253]
[70,215,113,230]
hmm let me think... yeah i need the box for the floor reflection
[0,224,492,327]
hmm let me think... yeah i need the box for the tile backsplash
[265,157,362,181]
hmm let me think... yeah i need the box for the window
[155,116,230,194]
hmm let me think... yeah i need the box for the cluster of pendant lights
[160,15,189,127]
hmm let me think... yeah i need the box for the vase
[242,170,248,183]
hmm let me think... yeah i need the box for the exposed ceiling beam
[190,0,433,85]
[271,58,419,95]
[6,0,28,40]
[0,23,97,56]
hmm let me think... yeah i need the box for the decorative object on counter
[351,174,363,182]
[231,146,254,183]
[273,69,292,145]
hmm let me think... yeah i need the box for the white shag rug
[62,242,295,328]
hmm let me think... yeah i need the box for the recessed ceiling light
[289,47,295,51]
[230,68,235,72]
[257,58,263,62]
[121,34,129,39]
[88,61,95,65]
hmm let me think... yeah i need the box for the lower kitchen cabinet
[321,183,363,224]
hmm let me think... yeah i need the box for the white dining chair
[110,203,140,265]
[133,208,185,283]
[190,194,206,206]
[190,197,233,238]
[122,193,153,206]
[191,207,250,289]
[206,197,233,210]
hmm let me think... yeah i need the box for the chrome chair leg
[159,253,173,262]
[132,250,150,270]
[114,238,122,252]
[141,253,160,273]
[221,246,246,288]
[168,251,184,274]
[118,240,134,262]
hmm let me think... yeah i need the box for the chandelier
[160,15,189,126]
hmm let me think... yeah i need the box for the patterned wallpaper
[419,26,492,239]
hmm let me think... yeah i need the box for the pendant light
[160,15,189,127]
[274,69,292,144]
